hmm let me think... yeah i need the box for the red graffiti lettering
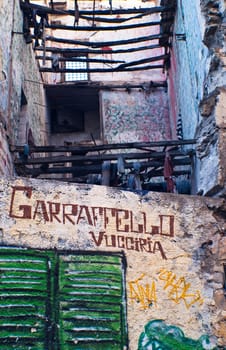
[9,186,32,219]
[48,202,61,223]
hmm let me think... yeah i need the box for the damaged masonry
[0,0,226,349]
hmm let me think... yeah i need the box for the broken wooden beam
[115,54,169,69]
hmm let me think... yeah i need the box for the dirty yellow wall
[0,177,225,349]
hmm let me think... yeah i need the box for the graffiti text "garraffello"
[9,186,174,237]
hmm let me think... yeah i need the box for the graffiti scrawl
[138,320,218,350]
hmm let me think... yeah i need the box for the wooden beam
[76,12,172,24]
[43,81,168,89]
[44,33,171,47]
[42,18,174,32]
[39,64,164,73]
[37,54,168,70]
[115,54,169,69]
[35,43,165,55]
[20,1,175,17]
[17,158,191,177]
[14,149,195,166]
[11,139,196,153]
[35,55,125,64]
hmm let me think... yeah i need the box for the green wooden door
[57,253,127,350]
[0,248,127,349]
[0,248,54,349]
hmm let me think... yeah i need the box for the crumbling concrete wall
[168,0,226,196]
[0,0,49,175]
[0,177,225,348]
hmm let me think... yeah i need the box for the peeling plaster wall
[0,177,225,348]
[168,0,226,196]
[101,89,171,143]
[0,0,49,175]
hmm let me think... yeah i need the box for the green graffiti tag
[138,320,219,350]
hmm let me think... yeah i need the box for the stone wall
[0,0,16,175]
[197,0,226,196]
[168,0,226,196]
[0,177,225,349]
[0,0,49,175]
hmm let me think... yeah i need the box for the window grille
[65,58,88,81]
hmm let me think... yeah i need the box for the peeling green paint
[0,248,127,349]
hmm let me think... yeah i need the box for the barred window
[65,57,88,81]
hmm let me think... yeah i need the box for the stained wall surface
[101,89,171,143]
[168,0,226,196]
[0,177,225,349]
[0,0,49,175]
